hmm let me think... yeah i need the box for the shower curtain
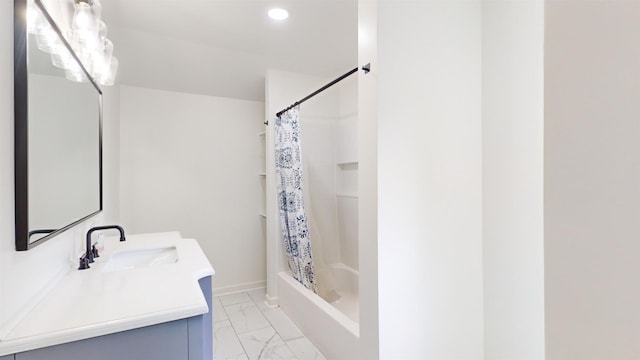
[274,106,318,293]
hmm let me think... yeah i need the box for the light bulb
[35,23,62,54]
[97,21,107,44]
[72,1,99,46]
[97,56,118,86]
[91,0,103,21]
[51,46,76,70]
[74,5,91,28]
[93,38,113,75]
[268,8,289,21]
[65,67,88,83]
[26,0,45,34]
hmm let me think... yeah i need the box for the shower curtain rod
[269,63,371,123]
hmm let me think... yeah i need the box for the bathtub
[278,263,360,359]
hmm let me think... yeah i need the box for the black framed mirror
[14,0,103,250]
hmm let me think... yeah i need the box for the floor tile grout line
[256,332,278,360]
[247,288,307,343]
[213,320,246,360]
[219,296,232,323]
[214,293,250,360]
[283,336,325,360]
[248,291,316,359]
[226,305,252,359]
[234,324,273,336]
[221,295,272,335]
[222,291,278,360]
[217,293,254,307]
[230,290,304,360]
[218,289,327,360]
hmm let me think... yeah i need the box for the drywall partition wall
[482,1,545,358]
[545,2,640,358]
[0,0,11,333]
[357,0,378,357]
[118,86,264,292]
[2,3,65,335]
[0,2,121,336]
[377,1,484,358]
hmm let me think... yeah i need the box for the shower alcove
[263,69,360,359]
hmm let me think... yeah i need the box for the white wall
[377,1,484,358]
[118,86,264,292]
[357,1,379,357]
[482,1,545,358]
[102,85,121,224]
[0,0,120,337]
[545,2,640,358]
[0,0,14,335]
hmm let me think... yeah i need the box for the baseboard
[213,280,266,296]
[265,293,279,308]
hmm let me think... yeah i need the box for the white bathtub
[278,264,360,359]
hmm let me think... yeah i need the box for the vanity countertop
[0,231,214,356]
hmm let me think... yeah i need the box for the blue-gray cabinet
[14,277,212,360]
[0,354,15,360]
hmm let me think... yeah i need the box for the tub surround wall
[265,69,359,298]
[336,76,359,271]
[265,69,362,357]
[265,69,346,303]
[118,86,265,292]
[300,113,340,268]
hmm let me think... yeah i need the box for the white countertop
[0,231,214,356]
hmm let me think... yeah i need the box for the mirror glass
[15,0,102,250]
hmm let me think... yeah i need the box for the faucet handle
[91,244,100,259]
[78,255,91,270]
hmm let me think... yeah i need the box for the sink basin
[102,246,178,272]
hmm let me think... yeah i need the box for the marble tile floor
[214,288,326,360]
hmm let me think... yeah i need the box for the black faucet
[79,225,126,270]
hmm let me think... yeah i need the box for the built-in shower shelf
[336,193,359,198]
[258,131,266,137]
[259,173,266,176]
[259,212,267,218]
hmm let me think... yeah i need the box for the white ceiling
[101,0,358,101]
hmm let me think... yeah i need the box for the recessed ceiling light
[268,8,289,21]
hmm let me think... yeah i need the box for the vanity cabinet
[15,319,189,360]
[13,277,212,360]
[0,354,14,360]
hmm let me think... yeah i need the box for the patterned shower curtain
[274,106,317,293]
